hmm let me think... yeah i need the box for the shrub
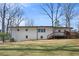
[0,32,11,41]
[10,38,15,42]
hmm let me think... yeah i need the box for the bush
[0,32,11,41]
[10,38,15,42]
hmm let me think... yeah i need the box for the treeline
[41,3,78,29]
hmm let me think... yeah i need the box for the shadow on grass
[0,45,79,52]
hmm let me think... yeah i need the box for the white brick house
[9,26,72,41]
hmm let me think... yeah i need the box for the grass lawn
[0,39,79,56]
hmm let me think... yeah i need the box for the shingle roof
[9,26,73,29]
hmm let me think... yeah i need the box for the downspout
[37,27,38,40]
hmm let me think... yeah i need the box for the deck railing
[47,32,67,39]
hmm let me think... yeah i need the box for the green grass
[0,39,79,55]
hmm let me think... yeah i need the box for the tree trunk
[6,19,10,33]
[2,3,6,43]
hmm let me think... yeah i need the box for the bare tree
[6,4,24,33]
[0,3,6,33]
[41,3,54,27]
[0,4,7,42]
[25,18,34,26]
[62,3,76,28]
[41,3,63,39]
[0,3,24,42]
[77,16,79,32]
[41,3,62,27]
[54,4,63,27]
[29,19,34,26]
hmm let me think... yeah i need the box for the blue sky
[19,3,79,30]
[20,3,52,26]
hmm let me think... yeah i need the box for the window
[26,35,28,39]
[58,30,61,32]
[44,29,46,32]
[41,29,44,32]
[37,29,46,32]
[40,36,43,39]
[37,29,40,32]
[17,29,19,31]
[25,29,28,31]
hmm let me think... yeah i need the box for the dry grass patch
[0,39,78,55]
